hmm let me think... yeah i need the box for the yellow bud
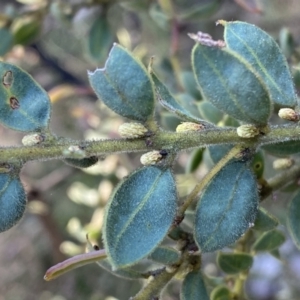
[236,124,260,138]
[273,158,294,170]
[140,151,162,165]
[118,122,148,138]
[176,122,204,133]
[22,133,45,146]
[278,108,299,122]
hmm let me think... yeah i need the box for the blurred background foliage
[1,0,300,299]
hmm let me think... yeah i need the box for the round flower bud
[118,122,148,139]
[22,133,45,146]
[176,122,204,133]
[63,145,86,158]
[278,108,299,122]
[237,124,260,138]
[273,158,294,170]
[140,151,162,165]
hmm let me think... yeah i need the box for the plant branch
[1,124,300,164]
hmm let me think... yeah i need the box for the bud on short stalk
[176,122,204,133]
[278,108,299,122]
[236,124,260,138]
[118,122,148,138]
[22,133,45,146]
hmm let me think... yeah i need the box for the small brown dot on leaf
[10,97,20,109]
[2,71,13,87]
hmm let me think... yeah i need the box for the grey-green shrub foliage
[1,1,300,299]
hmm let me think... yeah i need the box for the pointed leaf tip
[88,44,154,122]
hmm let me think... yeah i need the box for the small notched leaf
[151,71,209,125]
[88,44,154,122]
[0,173,27,233]
[103,166,177,268]
[217,252,253,274]
[181,270,209,300]
[194,161,258,253]
[192,43,271,125]
[252,229,285,252]
[287,190,300,249]
[0,62,51,131]
[221,21,297,108]
[63,156,99,169]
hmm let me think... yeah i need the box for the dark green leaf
[192,43,271,125]
[253,207,278,232]
[0,62,51,131]
[151,72,208,124]
[252,229,285,252]
[0,173,27,233]
[217,252,253,274]
[88,44,154,122]
[148,246,180,265]
[287,190,300,249]
[251,151,264,179]
[0,28,13,56]
[161,112,181,130]
[179,0,222,22]
[198,101,223,124]
[63,156,99,169]
[96,259,143,280]
[12,17,41,45]
[222,21,297,107]
[263,141,300,156]
[186,148,204,173]
[210,285,232,300]
[181,270,209,300]
[103,166,177,268]
[194,161,258,252]
[85,16,113,63]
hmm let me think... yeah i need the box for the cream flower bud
[273,158,294,170]
[118,122,148,138]
[22,133,45,146]
[237,124,260,138]
[63,145,86,158]
[176,122,204,133]
[278,108,299,121]
[140,151,162,165]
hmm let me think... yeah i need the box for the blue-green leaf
[217,252,253,274]
[198,101,223,124]
[181,270,209,300]
[192,43,271,125]
[287,190,300,249]
[252,230,285,252]
[0,28,13,56]
[148,246,180,265]
[221,21,297,107]
[0,62,51,131]
[208,144,233,165]
[103,166,177,268]
[263,140,300,156]
[151,72,208,124]
[88,44,154,122]
[0,173,27,232]
[180,71,202,100]
[194,161,258,252]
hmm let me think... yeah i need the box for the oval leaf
[194,161,258,253]
[0,28,13,56]
[63,156,99,169]
[221,21,297,107]
[181,270,209,300]
[151,72,209,125]
[210,285,232,300]
[252,229,285,252]
[88,44,154,122]
[217,252,253,274]
[0,62,51,131]
[192,44,271,125]
[186,148,204,173]
[148,246,180,265]
[253,207,278,232]
[287,190,300,249]
[103,166,177,268]
[0,173,27,232]
[263,140,300,156]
